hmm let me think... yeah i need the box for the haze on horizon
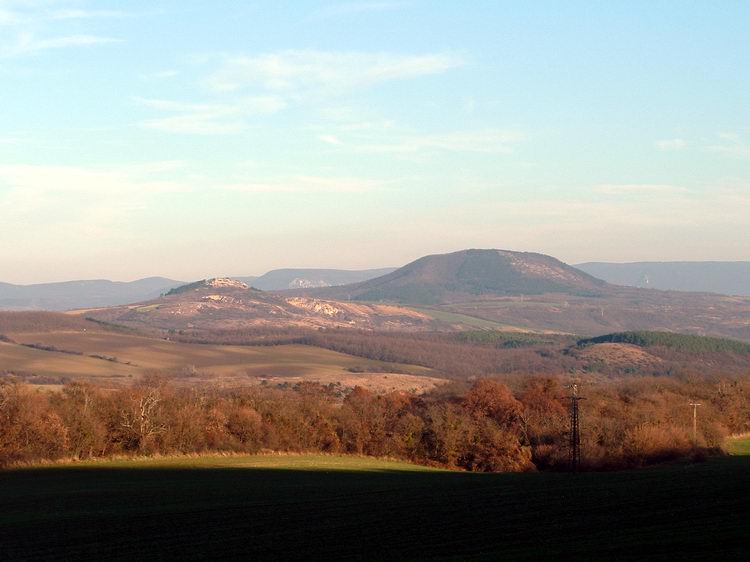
[1,1,749,284]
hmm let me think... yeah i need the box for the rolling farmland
[0,330,441,393]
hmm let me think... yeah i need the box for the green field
[728,436,750,455]
[2,446,750,561]
[408,306,517,330]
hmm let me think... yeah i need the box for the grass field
[408,306,518,330]
[0,330,441,392]
[2,445,749,561]
[728,435,750,455]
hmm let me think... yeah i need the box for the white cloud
[50,9,125,20]
[708,133,750,159]
[316,2,407,17]
[137,49,461,135]
[405,186,750,264]
[222,175,389,194]
[0,162,186,241]
[0,32,119,58]
[205,50,464,94]
[319,129,524,154]
[318,134,344,145]
[0,135,26,145]
[0,8,19,26]
[135,96,286,134]
[0,2,127,25]
[0,2,124,57]
[595,183,689,196]
[655,138,686,151]
[141,69,179,80]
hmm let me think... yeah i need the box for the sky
[1,0,749,283]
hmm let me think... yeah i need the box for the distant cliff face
[241,268,397,291]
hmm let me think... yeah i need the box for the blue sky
[1,1,749,283]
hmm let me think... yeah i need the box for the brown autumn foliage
[2,370,747,471]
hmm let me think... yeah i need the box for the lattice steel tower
[568,384,584,472]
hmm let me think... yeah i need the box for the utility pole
[689,402,702,446]
[567,384,585,472]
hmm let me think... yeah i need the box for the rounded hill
[309,249,609,304]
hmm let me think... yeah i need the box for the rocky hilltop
[85,278,432,332]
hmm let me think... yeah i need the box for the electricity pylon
[567,384,585,472]
[689,402,702,447]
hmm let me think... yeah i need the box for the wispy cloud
[0,135,26,145]
[0,2,124,57]
[138,49,462,135]
[317,128,524,155]
[0,2,127,25]
[0,162,186,240]
[222,175,390,194]
[708,133,750,159]
[0,32,119,58]
[205,50,464,94]
[50,9,126,20]
[316,2,408,17]
[655,138,686,151]
[141,69,179,80]
[359,130,523,154]
[595,183,689,196]
[135,96,286,134]
[0,7,20,26]
[318,134,344,145]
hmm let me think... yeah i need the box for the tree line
[2,372,747,471]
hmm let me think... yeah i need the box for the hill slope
[0,277,184,311]
[83,278,432,332]
[294,250,750,341]
[306,249,608,304]
[576,261,750,296]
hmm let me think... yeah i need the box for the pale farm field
[0,330,442,392]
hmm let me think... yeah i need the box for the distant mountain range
[575,262,750,296]
[75,249,750,341]
[0,277,184,311]
[0,268,395,311]
[5,253,750,342]
[235,268,396,291]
